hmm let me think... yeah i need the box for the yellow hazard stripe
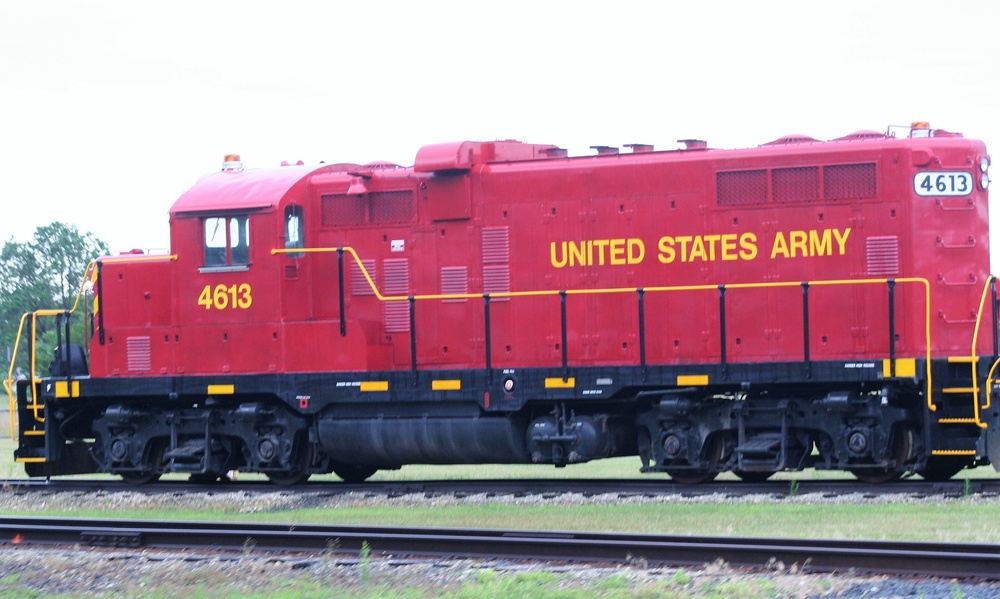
[432,379,461,391]
[54,381,80,398]
[544,377,576,388]
[882,358,916,378]
[360,381,389,392]
[207,384,235,395]
[677,375,709,386]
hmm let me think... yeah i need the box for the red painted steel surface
[87,128,991,377]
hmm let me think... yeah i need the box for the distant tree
[1,223,109,378]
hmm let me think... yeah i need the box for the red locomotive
[6,122,998,484]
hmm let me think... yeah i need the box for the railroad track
[3,477,999,498]
[0,516,997,581]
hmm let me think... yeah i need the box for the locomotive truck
[5,122,997,484]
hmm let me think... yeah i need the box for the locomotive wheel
[120,443,164,485]
[333,464,378,483]
[266,440,313,486]
[917,456,970,481]
[665,435,723,485]
[850,424,912,484]
[734,470,775,483]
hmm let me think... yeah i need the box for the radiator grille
[773,166,820,203]
[717,169,768,205]
[717,163,878,205]
[370,191,415,224]
[824,163,877,200]
[322,194,366,226]
[321,191,415,226]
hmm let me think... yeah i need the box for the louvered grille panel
[127,336,151,372]
[482,227,510,263]
[717,170,768,205]
[383,258,410,332]
[866,236,899,276]
[441,266,468,303]
[351,259,377,296]
[773,166,820,203]
[370,191,414,224]
[824,163,877,200]
[483,265,510,302]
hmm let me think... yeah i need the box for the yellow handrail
[973,276,998,426]
[273,246,935,409]
[2,312,32,440]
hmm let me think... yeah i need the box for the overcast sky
[2,1,998,264]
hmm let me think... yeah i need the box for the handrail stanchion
[409,296,417,386]
[802,282,811,379]
[483,294,492,385]
[718,285,727,377]
[97,260,105,345]
[337,248,346,337]
[637,288,647,381]
[992,277,998,359]
[888,279,896,377]
[560,290,568,381]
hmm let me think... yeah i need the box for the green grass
[24,498,1000,543]
[2,436,999,544]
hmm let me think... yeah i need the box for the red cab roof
[171,164,327,215]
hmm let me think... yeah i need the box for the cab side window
[285,206,304,258]
[204,215,250,267]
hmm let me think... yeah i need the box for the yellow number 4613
[198,283,252,310]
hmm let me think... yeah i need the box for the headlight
[982,172,990,190]
[981,155,991,172]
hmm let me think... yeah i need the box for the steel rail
[2,477,999,498]
[0,516,997,581]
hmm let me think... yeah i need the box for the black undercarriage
[15,356,990,485]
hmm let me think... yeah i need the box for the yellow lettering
[628,238,645,264]
[658,236,676,264]
[689,236,708,261]
[721,234,737,261]
[770,232,789,259]
[789,230,808,258]
[739,233,758,260]
[809,229,832,256]
[550,242,568,268]
[703,234,721,261]
[833,227,851,255]
[592,239,610,265]
[609,239,626,265]
[569,241,586,266]
[675,236,693,262]
[198,283,253,310]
